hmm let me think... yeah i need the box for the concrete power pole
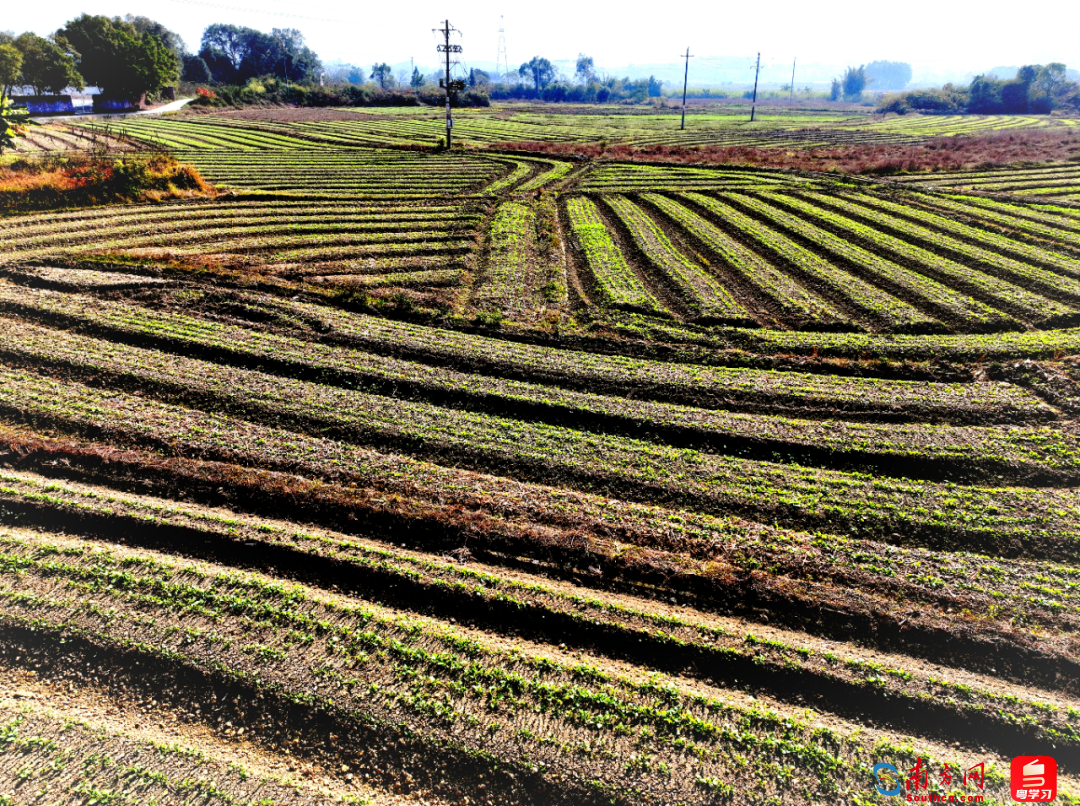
[789,57,796,107]
[680,47,694,130]
[435,20,464,148]
[750,52,761,122]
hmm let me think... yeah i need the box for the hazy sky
[5,0,1078,78]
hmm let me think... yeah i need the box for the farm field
[2,104,1080,804]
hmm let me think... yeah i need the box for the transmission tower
[496,16,510,82]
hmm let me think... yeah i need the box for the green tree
[574,54,595,83]
[410,67,425,88]
[0,95,33,154]
[829,78,841,101]
[518,56,555,92]
[840,65,871,101]
[468,68,489,87]
[1035,63,1067,99]
[198,24,319,86]
[864,60,912,90]
[182,53,211,83]
[13,33,83,95]
[57,14,179,98]
[370,62,393,89]
[0,43,22,102]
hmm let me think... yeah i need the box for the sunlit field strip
[858,192,1080,274]
[1,363,1077,559]
[4,318,1075,482]
[0,523,955,806]
[0,200,465,239]
[643,193,848,329]
[772,193,1074,325]
[0,285,1050,422]
[605,195,750,323]
[807,192,1080,296]
[676,192,934,332]
[0,214,480,254]
[724,194,1015,330]
[566,196,665,315]
[952,196,1080,239]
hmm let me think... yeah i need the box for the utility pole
[749,52,761,122]
[434,20,464,148]
[680,47,694,130]
[789,57,796,107]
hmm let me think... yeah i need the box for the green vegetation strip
[566,197,664,315]
[474,201,545,315]
[643,194,846,329]
[777,193,1073,325]
[1,471,1076,747]
[0,529,942,805]
[677,193,935,333]
[727,194,1013,331]
[605,195,751,324]
[0,363,1076,556]
[4,318,1076,485]
[0,285,1049,423]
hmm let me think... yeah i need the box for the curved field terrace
[1,106,1079,805]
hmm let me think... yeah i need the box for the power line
[158,0,347,23]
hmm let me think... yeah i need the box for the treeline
[190,77,490,109]
[1,15,189,101]
[879,64,1080,114]
[0,15,323,104]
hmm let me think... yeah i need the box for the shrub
[0,151,212,211]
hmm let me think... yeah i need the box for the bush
[0,151,211,211]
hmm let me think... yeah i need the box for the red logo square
[1011,756,1056,802]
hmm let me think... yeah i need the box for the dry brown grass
[0,151,214,211]
[494,127,1080,175]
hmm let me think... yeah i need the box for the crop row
[0,213,479,256]
[2,471,1075,751]
[5,406,1080,698]
[316,267,463,289]
[80,117,318,151]
[1,360,1077,559]
[480,158,535,194]
[7,316,1077,484]
[517,160,574,192]
[807,191,1080,297]
[0,705,300,806]
[674,193,937,332]
[766,193,1072,326]
[0,283,1049,422]
[915,195,1080,253]
[0,528,929,805]
[0,199,464,237]
[604,195,751,323]
[721,194,1015,331]
[645,194,854,330]
[565,197,664,314]
[473,201,545,315]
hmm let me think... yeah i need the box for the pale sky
[6,0,1078,81]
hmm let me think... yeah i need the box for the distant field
[1,104,1080,805]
